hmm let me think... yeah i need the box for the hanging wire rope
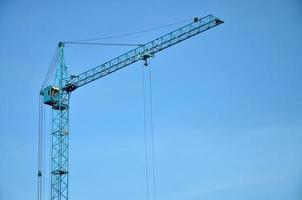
[38,45,61,200]
[37,95,44,200]
[42,99,47,200]
[66,17,193,43]
[141,61,149,200]
[37,95,48,200]
[141,59,157,200]
[47,109,53,200]
[147,60,157,200]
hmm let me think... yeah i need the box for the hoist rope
[37,95,44,200]
[42,101,46,200]
[141,60,157,200]
[141,61,149,200]
[66,17,193,43]
[38,45,60,200]
[47,109,53,200]
[147,60,157,200]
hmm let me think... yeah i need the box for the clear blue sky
[0,0,302,200]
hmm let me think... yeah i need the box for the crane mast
[40,14,223,200]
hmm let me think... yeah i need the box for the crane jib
[63,15,223,92]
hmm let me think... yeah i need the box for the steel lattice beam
[50,44,70,200]
[64,15,223,91]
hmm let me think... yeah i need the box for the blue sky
[0,0,302,200]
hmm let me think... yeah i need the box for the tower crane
[39,14,223,200]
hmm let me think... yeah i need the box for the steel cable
[147,60,157,200]
[141,59,157,200]
[37,95,44,200]
[142,61,149,200]
[66,18,193,43]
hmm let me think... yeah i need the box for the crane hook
[144,58,148,67]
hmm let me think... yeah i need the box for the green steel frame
[41,14,223,200]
